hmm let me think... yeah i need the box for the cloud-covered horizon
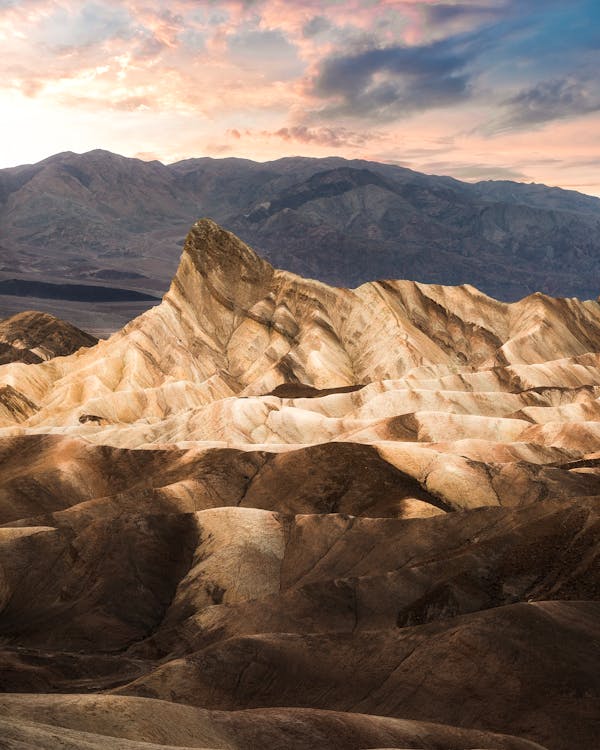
[1,0,600,195]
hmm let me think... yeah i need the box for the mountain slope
[0,220,598,750]
[1,151,599,332]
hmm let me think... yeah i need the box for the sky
[1,0,600,195]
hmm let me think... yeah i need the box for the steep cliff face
[0,220,598,750]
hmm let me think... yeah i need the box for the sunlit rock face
[0,310,97,365]
[0,219,598,750]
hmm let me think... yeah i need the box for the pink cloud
[269,125,377,148]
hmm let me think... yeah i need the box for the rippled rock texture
[0,219,598,750]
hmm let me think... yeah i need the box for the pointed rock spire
[173,218,274,313]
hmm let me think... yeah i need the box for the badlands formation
[0,219,598,750]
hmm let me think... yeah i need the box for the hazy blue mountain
[1,150,599,321]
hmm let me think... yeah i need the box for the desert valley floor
[0,219,598,750]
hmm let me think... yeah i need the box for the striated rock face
[0,219,598,750]
[1,220,600,452]
[0,310,97,364]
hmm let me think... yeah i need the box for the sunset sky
[2,0,599,194]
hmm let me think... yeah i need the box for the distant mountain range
[1,149,599,325]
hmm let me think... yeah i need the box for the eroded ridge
[0,219,598,750]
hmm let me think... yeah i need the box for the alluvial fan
[0,219,598,750]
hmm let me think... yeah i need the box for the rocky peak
[170,218,275,314]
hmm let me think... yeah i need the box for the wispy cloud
[417,160,529,181]
[227,28,303,79]
[490,72,600,132]
[267,125,378,148]
[424,2,512,27]
[39,3,132,51]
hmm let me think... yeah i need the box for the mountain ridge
[0,219,598,750]
[1,150,599,337]
[1,218,600,453]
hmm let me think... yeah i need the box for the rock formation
[2,151,600,335]
[0,219,598,750]
[0,310,97,364]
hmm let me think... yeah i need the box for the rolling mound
[0,219,598,750]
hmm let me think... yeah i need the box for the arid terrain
[0,219,598,750]
[2,151,600,336]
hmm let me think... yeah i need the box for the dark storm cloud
[311,32,485,119]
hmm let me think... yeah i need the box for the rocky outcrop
[0,310,97,363]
